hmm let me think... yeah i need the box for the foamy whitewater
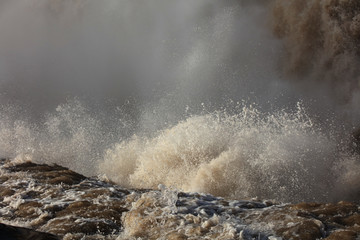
[1,158,360,239]
[0,0,360,209]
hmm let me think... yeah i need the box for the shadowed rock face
[0,159,359,239]
[0,223,59,240]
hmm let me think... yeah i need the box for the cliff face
[0,159,359,240]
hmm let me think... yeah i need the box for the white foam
[100,103,359,202]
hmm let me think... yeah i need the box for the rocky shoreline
[0,159,359,239]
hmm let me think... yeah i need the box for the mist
[0,0,290,119]
[273,0,360,126]
[0,0,359,202]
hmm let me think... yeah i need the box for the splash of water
[0,99,135,175]
[100,103,358,202]
[0,0,359,203]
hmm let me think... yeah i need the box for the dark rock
[5,162,66,173]
[5,162,86,185]
[0,223,59,240]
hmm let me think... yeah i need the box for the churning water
[0,0,359,203]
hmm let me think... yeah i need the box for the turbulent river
[0,1,360,238]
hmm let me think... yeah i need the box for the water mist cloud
[0,0,359,202]
[0,0,287,119]
[272,0,360,124]
[0,0,285,172]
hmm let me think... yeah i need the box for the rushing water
[0,0,359,203]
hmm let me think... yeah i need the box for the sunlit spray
[0,0,359,202]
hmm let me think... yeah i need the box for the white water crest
[101,103,359,202]
[0,0,359,203]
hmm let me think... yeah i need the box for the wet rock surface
[0,159,359,239]
[0,159,129,239]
